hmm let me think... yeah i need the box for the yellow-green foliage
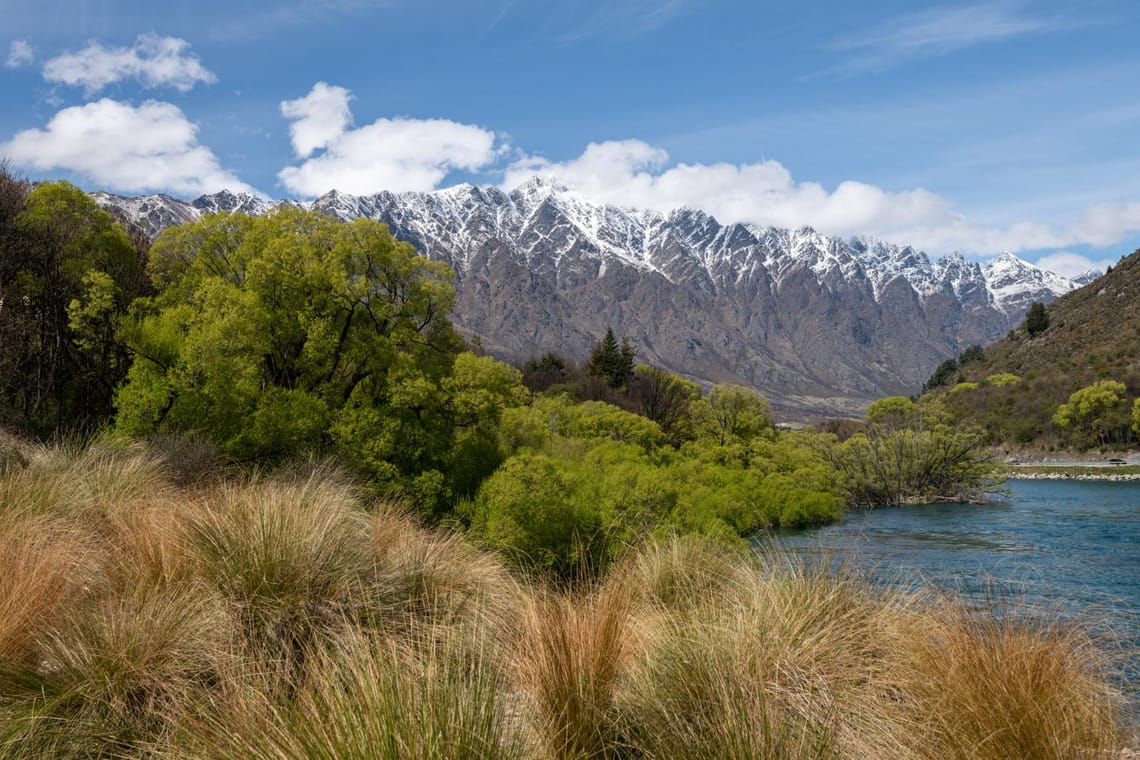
[1053,379,1131,448]
[468,401,844,581]
[948,382,980,396]
[0,436,1129,759]
[865,396,915,424]
[984,372,1021,387]
[116,209,530,516]
[695,383,774,445]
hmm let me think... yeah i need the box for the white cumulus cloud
[1035,252,1116,279]
[281,81,353,158]
[277,82,500,196]
[6,40,34,68]
[42,34,217,96]
[502,139,1140,258]
[0,98,253,196]
[504,139,953,238]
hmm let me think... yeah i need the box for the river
[761,479,1140,713]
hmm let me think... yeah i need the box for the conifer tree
[1025,301,1049,337]
[586,327,635,388]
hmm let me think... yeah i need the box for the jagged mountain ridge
[93,179,1091,416]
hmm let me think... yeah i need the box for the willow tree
[830,400,1002,507]
[1053,380,1131,448]
[116,208,523,513]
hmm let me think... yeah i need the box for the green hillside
[925,248,1140,450]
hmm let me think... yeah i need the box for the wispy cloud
[558,0,690,42]
[208,0,397,42]
[484,0,519,34]
[826,1,1064,75]
[6,39,34,69]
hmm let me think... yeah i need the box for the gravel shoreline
[1007,472,1140,481]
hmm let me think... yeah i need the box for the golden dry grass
[0,431,1132,759]
[902,599,1127,759]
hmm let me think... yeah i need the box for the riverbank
[999,449,1140,480]
[1008,468,1140,481]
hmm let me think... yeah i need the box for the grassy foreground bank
[0,434,1133,759]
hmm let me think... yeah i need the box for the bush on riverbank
[0,436,1131,758]
[822,397,1005,507]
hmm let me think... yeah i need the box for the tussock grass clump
[902,601,1127,759]
[0,584,231,758]
[0,427,32,473]
[0,435,172,523]
[622,533,743,612]
[615,549,919,759]
[368,505,523,643]
[0,516,93,666]
[620,619,839,759]
[143,432,230,489]
[516,582,637,758]
[187,627,526,760]
[185,466,374,686]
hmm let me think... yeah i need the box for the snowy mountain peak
[192,190,276,216]
[983,251,1073,313]
[1071,269,1103,287]
[91,179,1081,317]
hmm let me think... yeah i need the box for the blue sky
[2,0,1139,276]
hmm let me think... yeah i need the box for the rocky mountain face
[93,179,1092,417]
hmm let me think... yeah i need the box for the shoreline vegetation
[0,435,1135,759]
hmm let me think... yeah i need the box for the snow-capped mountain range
[93,178,1098,416]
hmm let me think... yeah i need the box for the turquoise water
[762,479,1140,712]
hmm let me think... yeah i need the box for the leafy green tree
[948,382,980,396]
[1132,398,1140,441]
[829,400,1001,507]
[865,396,915,425]
[563,400,665,451]
[115,208,492,514]
[443,352,530,497]
[464,452,605,580]
[985,373,1021,387]
[502,396,665,454]
[470,414,846,581]
[0,178,146,435]
[626,365,701,443]
[696,383,773,446]
[1052,380,1130,448]
[585,327,635,389]
[1025,301,1049,337]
